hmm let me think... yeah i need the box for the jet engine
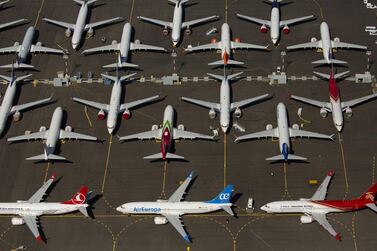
[65,126,72,132]
[235,107,242,119]
[151,124,159,131]
[154,216,168,225]
[334,37,340,42]
[292,124,300,130]
[282,25,290,34]
[260,24,268,33]
[111,40,118,45]
[65,28,72,37]
[87,28,94,37]
[211,37,217,44]
[234,37,241,43]
[11,217,24,225]
[310,37,317,43]
[134,39,141,44]
[300,215,313,224]
[185,28,192,36]
[266,124,273,130]
[178,124,185,131]
[36,41,42,46]
[162,28,169,36]
[98,110,106,120]
[14,41,19,47]
[320,108,328,118]
[122,109,131,120]
[345,107,353,118]
[12,111,21,122]
[209,108,216,119]
[39,126,47,132]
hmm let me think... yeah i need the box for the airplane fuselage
[160,105,174,159]
[45,107,64,155]
[220,23,231,64]
[270,6,280,44]
[172,2,183,46]
[107,81,122,134]
[119,23,132,62]
[219,78,231,133]
[276,102,291,159]
[320,22,332,64]
[0,202,87,216]
[72,3,89,49]
[0,81,16,134]
[328,77,343,131]
[18,26,35,62]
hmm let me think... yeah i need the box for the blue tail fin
[206,185,234,204]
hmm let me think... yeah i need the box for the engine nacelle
[11,217,24,226]
[292,124,300,130]
[282,25,290,34]
[234,37,241,43]
[334,37,340,42]
[345,107,353,118]
[185,28,192,36]
[310,37,317,43]
[235,107,242,119]
[177,124,185,131]
[162,28,169,36]
[98,110,106,120]
[211,37,217,44]
[12,111,21,122]
[87,28,94,37]
[36,41,42,46]
[14,41,20,47]
[300,215,313,224]
[65,126,72,132]
[154,216,168,225]
[151,124,159,131]
[320,108,328,118]
[266,124,273,130]
[134,39,141,44]
[65,28,72,37]
[122,109,131,120]
[209,108,216,119]
[260,24,268,33]
[111,40,118,45]
[39,126,47,132]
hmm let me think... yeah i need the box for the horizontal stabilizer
[208,59,244,66]
[313,71,350,80]
[312,59,347,65]
[103,62,139,68]
[0,63,34,69]
[168,0,189,4]
[143,152,185,160]
[78,206,89,217]
[266,154,307,161]
[221,205,234,216]
[26,153,66,161]
[366,203,377,213]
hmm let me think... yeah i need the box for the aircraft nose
[272,38,278,45]
[260,205,267,211]
[335,124,343,132]
[72,43,78,50]
[107,127,114,134]
[221,125,228,133]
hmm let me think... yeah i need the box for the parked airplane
[73,72,160,134]
[236,0,315,45]
[0,173,90,242]
[291,69,377,132]
[117,171,234,242]
[43,0,124,49]
[185,23,268,65]
[235,102,334,161]
[286,22,367,64]
[119,105,214,160]
[7,107,98,161]
[82,22,167,68]
[261,171,377,241]
[0,26,65,68]
[0,70,52,136]
[137,0,219,46]
[181,71,270,133]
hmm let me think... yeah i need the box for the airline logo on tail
[62,186,88,205]
[206,185,234,204]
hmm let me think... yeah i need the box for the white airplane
[0,26,65,68]
[0,173,90,242]
[73,72,160,134]
[291,69,377,132]
[7,107,98,161]
[82,22,167,68]
[185,23,268,65]
[119,105,214,160]
[235,102,334,161]
[286,22,367,64]
[117,171,234,243]
[137,0,219,47]
[0,70,52,136]
[43,0,124,49]
[261,171,377,241]
[181,71,270,133]
[236,0,315,45]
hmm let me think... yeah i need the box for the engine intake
[65,126,72,132]
[345,107,352,118]
[282,25,290,34]
[300,215,313,224]
[151,124,159,131]
[65,28,72,37]
[266,124,273,130]
[122,110,131,120]
[185,28,192,36]
[13,111,21,122]
[154,216,168,225]
[11,217,24,225]
[98,110,106,120]
[162,28,169,36]
[260,25,268,33]
[209,108,216,119]
[320,108,328,118]
[234,107,242,119]
[39,126,47,132]
[177,124,185,131]
[87,28,94,37]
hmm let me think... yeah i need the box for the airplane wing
[236,14,271,28]
[230,41,267,50]
[137,16,173,29]
[22,215,42,241]
[82,43,120,54]
[311,213,339,239]
[7,130,48,142]
[182,15,219,29]
[341,93,377,109]
[119,95,160,112]
[280,15,315,27]
[130,42,166,52]
[10,97,53,114]
[230,94,270,111]
[331,41,367,50]
[235,128,278,142]
[72,97,109,112]
[0,45,21,53]
[0,19,27,30]
[289,128,333,140]
[85,17,124,30]
[290,95,331,111]
[286,41,321,50]
[27,175,55,203]
[59,130,97,141]
[173,128,213,140]
[42,18,75,30]
[168,171,194,202]
[185,42,221,52]
[118,129,161,141]
[311,171,334,200]
[181,97,220,112]
[162,213,190,242]
[30,44,64,54]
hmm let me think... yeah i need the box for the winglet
[335,233,341,241]
[183,234,192,243]
[50,173,57,180]
[36,235,44,243]
[327,170,334,177]
[188,171,194,179]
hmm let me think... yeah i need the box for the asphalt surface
[0,0,376,250]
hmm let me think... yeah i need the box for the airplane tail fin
[208,59,244,66]
[62,186,89,205]
[312,59,347,65]
[0,62,34,69]
[314,71,350,80]
[102,62,139,69]
[206,185,234,204]
[143,152,185,160]
[266,154,307,161]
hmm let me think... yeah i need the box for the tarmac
[0,0,376,250]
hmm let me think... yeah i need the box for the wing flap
[120,95,160,112]
[231,41,267,50]
[72,97,109,111]
[7,130,48,142]
[182,15,219,28]
[42,18,75,29]
[30,45,64,54]
[289,128,334,140]
[280,15,315,27]
[85,17,124,30]
[236,14,271,27]
[173,128,213,140]
[82,44,120,54]
[181,97,220,111]
[130,43,166,52]
[59,130,97,141]
[235,128,278,142]
[118,129,160,141]
[230,94,270,111]
[137,16,172,28]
